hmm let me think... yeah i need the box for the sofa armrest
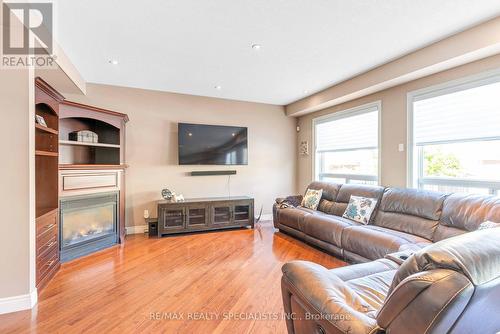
[276,195,303,207]
[281,261,380,334]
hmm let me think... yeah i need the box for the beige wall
[297,54,500,192]
[0,68,34,298]
[63,84,296,227]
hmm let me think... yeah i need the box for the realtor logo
[2,1,56,68]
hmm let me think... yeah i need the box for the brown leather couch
[281,228,500,334]
[276,182,500,333]
[273,181,500,262]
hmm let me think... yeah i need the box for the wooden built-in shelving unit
[58,101,129,243]
[59,101,128,166]
[35,77,64,290]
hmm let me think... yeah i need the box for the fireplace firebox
[60,192,119,262]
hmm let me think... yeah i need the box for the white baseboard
[125,225,148,235]
[0,289,37,315]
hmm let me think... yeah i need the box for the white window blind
[315,107,378,152]
[414,80,500,146]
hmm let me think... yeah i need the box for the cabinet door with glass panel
[158,204,185,233]
[211,203,233,225]
[232,202,253,227]
[186,204,209,229]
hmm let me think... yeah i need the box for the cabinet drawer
[36,210,58,237]
[62,173,117,191]
[37,228,58,258]
[37,245,58,282]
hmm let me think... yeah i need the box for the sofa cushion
[389,228,500,293]
[282,260,396,333]
[331,184,385,217]
[374,188,447,240]
[434,193,500,242]
[345,269,397,312]
[301,188,323,210]
[278,207,311,231]
[439,193,500,231]
[379,188,446,220]
[304,213,361,248]
[343,195,379,224]
[328,258,399,282]
[341,225,432,261]
[306,181,342,215]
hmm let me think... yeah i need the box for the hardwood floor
[0,222,346,334]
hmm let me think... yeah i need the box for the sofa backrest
[378,228,500,334]
[374,188,447,240]
[330,184,385,218]
[433,193,500,242]
[304,181,384,217]
[305,181,341,214]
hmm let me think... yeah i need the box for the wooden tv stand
[156,196,254,236]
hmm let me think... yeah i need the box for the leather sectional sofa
[281,228,500,333]
[274,181,500,333]
[273,181,500,263]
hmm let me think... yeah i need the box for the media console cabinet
[156,196,254,236]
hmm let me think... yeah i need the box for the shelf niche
[59,117,121,165]
[59,101,128,167]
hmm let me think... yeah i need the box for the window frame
[312,101,382,185]
[407,68,500,192]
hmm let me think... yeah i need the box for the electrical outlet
[398,144,405,152]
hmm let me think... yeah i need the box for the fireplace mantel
[58,102,128,261]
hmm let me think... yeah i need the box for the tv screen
[178,123,248,165]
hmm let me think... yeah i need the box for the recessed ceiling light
[251,44,262,50]
[108,59,119,65]
[304,90,309,94]
[214,85,222,90]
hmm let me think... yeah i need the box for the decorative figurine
[161,188,174,200]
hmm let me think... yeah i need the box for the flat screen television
[178,123,248,165]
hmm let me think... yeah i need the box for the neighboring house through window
[313,102,381,185]
[408,70,500,195]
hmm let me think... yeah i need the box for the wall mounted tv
[178,123,248,165]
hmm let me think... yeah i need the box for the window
[313,102,380,185]
[408,71,500,194]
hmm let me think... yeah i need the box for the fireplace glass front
[60,192,118,262]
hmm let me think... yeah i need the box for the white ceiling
[54,0,500,105]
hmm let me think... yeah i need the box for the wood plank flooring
[0,222,346,334]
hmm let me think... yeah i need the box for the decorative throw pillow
[301,189,323,210]
[343,195,378,225]
[478,221,500,230]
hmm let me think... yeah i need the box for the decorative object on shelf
[299,140,309,156]
[161,188,174,200]
[173,194,185,202]
[35,114,48,127]
[69,130,99,143]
